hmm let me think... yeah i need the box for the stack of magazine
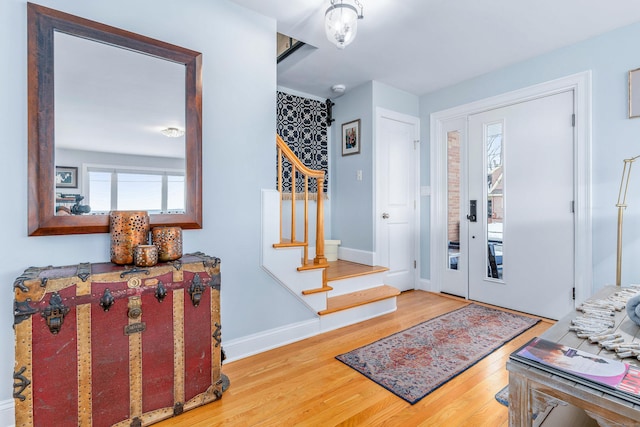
[510,337,640,405]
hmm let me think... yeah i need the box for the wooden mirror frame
[28,3,202,236]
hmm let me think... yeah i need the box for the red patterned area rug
[336,304,539,404]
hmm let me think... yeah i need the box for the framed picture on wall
[341,119,361,156]
[55,166,78,188]
[630,68,640,118]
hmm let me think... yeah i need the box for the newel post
[314,176,326,265]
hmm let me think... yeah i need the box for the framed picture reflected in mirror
[55,166,78,188]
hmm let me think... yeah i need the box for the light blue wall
[419,21,640,289]
[0,0,314,411]
[56,149,184,172]
[332,82,374,250]
[331,81,419,252]
[372,81,420,117]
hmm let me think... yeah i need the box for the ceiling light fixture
[325,0,364,49]
[331,84,346,95]
[160,127,185,138]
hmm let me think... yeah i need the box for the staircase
[262,189,399,332]
[260,136,400,333]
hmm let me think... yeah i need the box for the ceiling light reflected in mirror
[161,127,185,138]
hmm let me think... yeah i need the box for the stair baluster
[274,135,327,269]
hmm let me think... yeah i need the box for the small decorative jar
[152,226,183,262]
[133,245,159,267]
[110,211,150,265]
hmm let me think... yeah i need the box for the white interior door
[468,90,575,320]
[376,109,420,292]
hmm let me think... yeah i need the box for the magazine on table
[510,337,640,404]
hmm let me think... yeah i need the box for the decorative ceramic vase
[133,245,158,267]
[109,211,150,265]
[152,226,183,262]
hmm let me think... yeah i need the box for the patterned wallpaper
[276,91,328,195]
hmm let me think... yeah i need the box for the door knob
[382,213,390,219]
[467,200,477,222]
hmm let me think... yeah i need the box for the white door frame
[375,107,421,288]
[430,71,592,306]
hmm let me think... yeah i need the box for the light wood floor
[156,290,553,427]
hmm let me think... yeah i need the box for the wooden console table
[506,286,640,427]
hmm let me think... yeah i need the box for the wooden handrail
[275,135,327,268]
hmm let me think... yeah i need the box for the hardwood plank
[325,259,388,282]
[155,291,553,426]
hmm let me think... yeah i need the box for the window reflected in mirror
[86,169,185,214]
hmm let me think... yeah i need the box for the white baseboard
[417,277,432,292]
[337,247,374,265]
[0,399,14,427]
[222,318,320,363]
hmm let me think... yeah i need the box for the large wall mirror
[28,3,202,235]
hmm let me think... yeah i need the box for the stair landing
[325,260,388,282]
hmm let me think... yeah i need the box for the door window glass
[447,130,461,270]
[486,122,504,280]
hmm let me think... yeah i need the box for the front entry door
[467,90,575,320]
[376,109,420,292]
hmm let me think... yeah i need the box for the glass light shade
[325,3,359,49]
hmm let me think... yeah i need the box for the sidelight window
[485,122,504,280]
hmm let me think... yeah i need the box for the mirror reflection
[28,2,202,235]
[54,31,186,216]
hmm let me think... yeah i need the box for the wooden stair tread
[301,286,333,295]
[325,260,388,282]
[273,239,307,249]
[297,260,329,271]
[318,285,400,316]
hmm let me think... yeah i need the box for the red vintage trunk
[13,253,224,427]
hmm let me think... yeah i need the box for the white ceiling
[231,0,640,99]
[55,32,186,159]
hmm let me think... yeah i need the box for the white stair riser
[319,297,398,333]
[327,272,387,297]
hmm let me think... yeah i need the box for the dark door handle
[467,200,477,222]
